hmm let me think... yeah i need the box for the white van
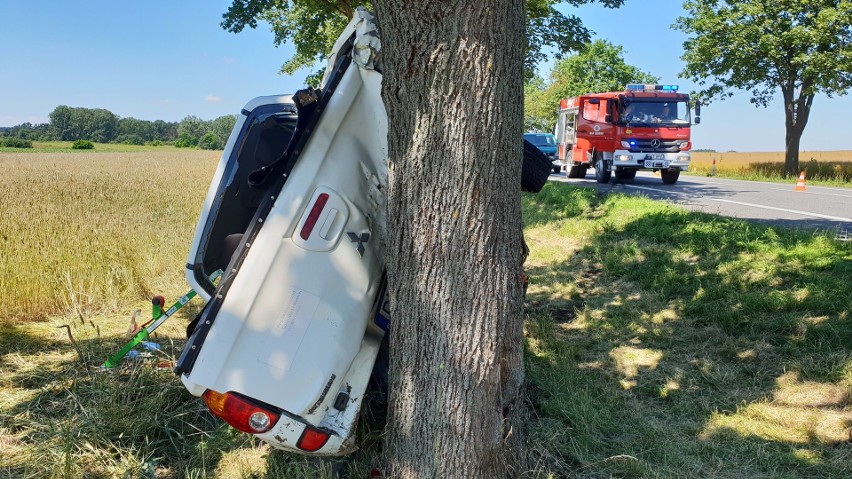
[175,8,550,456]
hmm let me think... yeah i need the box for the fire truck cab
[555,84,700,185]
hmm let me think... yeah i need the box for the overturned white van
[175,8,551,456]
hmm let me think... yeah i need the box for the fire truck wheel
[594,156,612,183]
[566,164,582,178]
[661,168,680,185]
[614,168,637,180]
[522,139,551,193]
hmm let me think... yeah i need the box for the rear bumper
[248,330,384,455]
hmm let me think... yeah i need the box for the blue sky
[1,0,849,152]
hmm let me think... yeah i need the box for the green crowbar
[102,270,222,369]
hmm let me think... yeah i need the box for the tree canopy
[525,39,657,131]
[222,0,626,83]
[10,106,237,148]
[675,0,852,173]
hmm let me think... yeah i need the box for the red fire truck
[554,84,701,185]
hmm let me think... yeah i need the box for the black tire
[566,164,582,178]
[522,139,552,193]
[614,168,637,180]
[553,165,561,174]
[661,168,680,184]
[594,155,612,183]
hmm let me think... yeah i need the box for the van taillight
[297,425,332,452]
[300,193,329,240]
[202,390,279,434]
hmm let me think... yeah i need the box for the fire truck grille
[630,140,681,153]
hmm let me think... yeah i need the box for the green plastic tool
[102,270,221,369]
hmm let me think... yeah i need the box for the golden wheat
[691,150,852,181]
[0,149,218,321]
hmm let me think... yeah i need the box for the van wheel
[522,139,552,193]
[594,156,612,183]
[661,169,680,184]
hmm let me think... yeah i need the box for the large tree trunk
[371,0,527,477]
[782,84,814,176]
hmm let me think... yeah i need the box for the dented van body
[174,7,552,456]
[175,9,388,455]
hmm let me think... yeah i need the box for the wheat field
[690,150,852,182]
[0,149,219,322]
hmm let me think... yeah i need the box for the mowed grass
[690,151,852,185]
[522,183,851,478]
[0,150,850,478]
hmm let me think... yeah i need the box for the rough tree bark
[371,0,527,477]
[781,79,814,176]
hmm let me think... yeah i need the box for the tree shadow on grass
[0,312,362,478]
[522,192,852,477]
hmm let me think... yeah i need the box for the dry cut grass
[0,149,219,321]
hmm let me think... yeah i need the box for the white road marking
[621,183,852,222]
[708,198,852,222]
[767,188,852,199]
[683,175,852,193]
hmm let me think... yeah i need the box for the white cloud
[223,57,235,65]
[205,95,222,103]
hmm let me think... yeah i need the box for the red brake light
[202,390,279,434]
[297,426,332,452]
[300,193,329,240]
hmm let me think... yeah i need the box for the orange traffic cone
[794,171,807,191]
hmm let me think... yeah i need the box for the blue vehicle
[523,132,560,174]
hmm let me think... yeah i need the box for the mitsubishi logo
[347,232,370,258]
[651,139,661,148]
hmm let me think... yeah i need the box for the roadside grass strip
[522,182,852,478]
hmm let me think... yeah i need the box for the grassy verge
[1,151,849,477]
[522,183,852,478]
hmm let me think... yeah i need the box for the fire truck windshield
[619,101,690,126]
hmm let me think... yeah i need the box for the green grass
[522,182,852,478]
[1,151,850,478]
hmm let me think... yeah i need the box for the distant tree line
[0,106,237,150]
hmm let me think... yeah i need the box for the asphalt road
[550,170,852,238]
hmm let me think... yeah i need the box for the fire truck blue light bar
[625,84,679,92]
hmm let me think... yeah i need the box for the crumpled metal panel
[353,7,381,70]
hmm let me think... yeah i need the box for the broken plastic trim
[175,34,356,377]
